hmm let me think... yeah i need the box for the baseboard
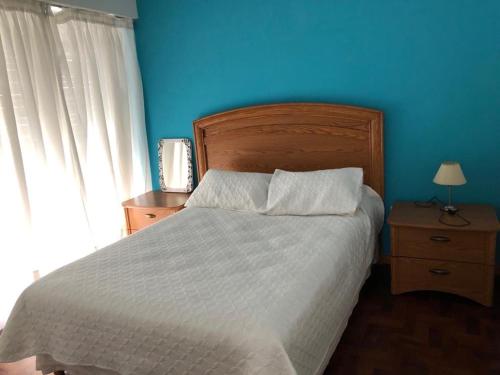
[378,255,390,265]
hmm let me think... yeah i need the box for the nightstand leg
[390,256,400,295]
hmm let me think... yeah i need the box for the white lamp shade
[433,161,467,186]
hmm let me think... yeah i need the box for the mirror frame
[158,138,194,193]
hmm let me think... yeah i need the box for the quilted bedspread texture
[0,193,382,375]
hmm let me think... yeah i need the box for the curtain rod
[39,0,134,20]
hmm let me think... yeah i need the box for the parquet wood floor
[1,265,498,375]
[325,265,500,375]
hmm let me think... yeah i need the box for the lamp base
[441,205,459,215]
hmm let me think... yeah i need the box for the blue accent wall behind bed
[134,0,500,257]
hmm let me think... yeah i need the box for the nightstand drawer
[127,207,178,230]
[395,227,487,263]
[392,257,493,305]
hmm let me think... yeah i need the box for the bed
[0,103,384,375]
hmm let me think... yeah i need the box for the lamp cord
[438,211,471,227]
[413,196,471,227]
[413,196,445,208]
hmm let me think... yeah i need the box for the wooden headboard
[193,103,384,197]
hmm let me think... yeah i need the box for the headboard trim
[193,103,384,197]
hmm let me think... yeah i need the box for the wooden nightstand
[122,191,191,234]
[388,202,499,306]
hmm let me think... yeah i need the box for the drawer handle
[429,268,450,276]
[430,235,450,242]
[144,213,156,219]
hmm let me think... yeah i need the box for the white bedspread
[0,187,383,375]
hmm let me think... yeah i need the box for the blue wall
[134,0,500,255]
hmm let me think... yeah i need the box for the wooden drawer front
[395,227,486,263]
[128,207,178,230]
[392,257,493,305]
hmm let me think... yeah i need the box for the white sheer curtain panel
[0,0,151,326]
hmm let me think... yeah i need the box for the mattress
[0,186,384,375]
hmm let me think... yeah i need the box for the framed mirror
[158,138,194,192]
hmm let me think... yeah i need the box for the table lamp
[433,161,467,214]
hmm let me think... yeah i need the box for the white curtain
[0,0,151,326]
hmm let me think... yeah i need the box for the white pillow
[265,168,363,216]
[185,169,272,212]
